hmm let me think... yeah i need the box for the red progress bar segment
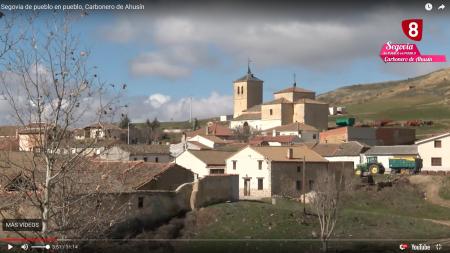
[0,237,57,243]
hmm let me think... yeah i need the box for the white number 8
[409,22,419,37]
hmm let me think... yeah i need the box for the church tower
[233,62,263,118]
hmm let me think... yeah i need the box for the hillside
[318,68,450,137]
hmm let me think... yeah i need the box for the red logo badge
[399,243,409,251]
[402,19,423,41]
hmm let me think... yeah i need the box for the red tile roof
[273,86,314,94]
[186,122,233,138]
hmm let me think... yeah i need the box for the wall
[230,118,282,131]
[320,127,377,145]
[376,128,415,145]
[100,146,130,160]
[261,103,282,121]
[325,156,360,169]
[129,154,172,163]
[273,91,315,102]
[225,147,272,198]
[293,103,305,124]
[417,135,450,171]
[303,103,329,131]
[190,175,239,209]
[281,103,294,125]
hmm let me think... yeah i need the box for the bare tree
[309,171,345,252]
[0,12,127,238]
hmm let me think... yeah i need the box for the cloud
[130,52,191,79]
[144,93,171,108]
[127,92,232,122]
[102,8,417,79]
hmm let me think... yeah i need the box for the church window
[237,87,240,95]
[241,86,244,94]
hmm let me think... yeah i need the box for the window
[432,157,442,166]
[258,178,263,190]
[133,157,137,161]
[232,160,237,170]
[435,140,442,148]
[297,166,301,173]
[138,197,144,208]
[237,87,240,95]
[269,109,273,115]
[143,157,148,162]
[210,169,224,174]
[155,157,159,163]
[309,180,314,190]
[241,86,244,94]
[258,160,263,170]
[296,180,302,191]
[313,134,317,139]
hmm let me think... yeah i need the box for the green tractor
[355,156,385,177]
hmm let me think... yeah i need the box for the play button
[7,244,13,250]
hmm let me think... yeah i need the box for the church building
[230,67,328,131]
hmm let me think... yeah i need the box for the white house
[187,134,229,149]
[261,122,319,143]
[415,132,450,172]
[175,150,234,179]
[362,145,419,173]
[224,146,352,199]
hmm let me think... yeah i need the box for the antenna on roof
[293,73,297,87]
[247,57,252,74]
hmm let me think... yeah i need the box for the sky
[0,0,449,123]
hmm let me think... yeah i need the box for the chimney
[272,129,276,137]
[287,148,293,159]
[205,126,209,135]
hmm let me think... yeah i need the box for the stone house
[175,150,234,178]
[100,144,172,162]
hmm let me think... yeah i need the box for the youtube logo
[400,243,409,251]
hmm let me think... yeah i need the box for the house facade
[175,150,233,179]
[415,132,450,172]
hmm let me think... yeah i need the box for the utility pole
[303,155,306,215]
[189,96,192,123]
[127,122,130,145]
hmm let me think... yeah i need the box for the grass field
[440,177,450,200]
[181,178,450,241]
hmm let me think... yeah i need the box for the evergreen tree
[119,114,131,129]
